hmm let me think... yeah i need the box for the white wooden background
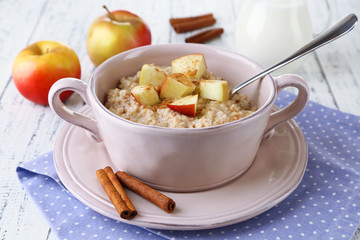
[0,0,359,239]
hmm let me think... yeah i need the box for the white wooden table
[0,0,359,239]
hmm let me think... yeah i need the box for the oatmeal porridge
[105,55,257,128]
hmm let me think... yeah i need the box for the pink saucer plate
[53,106,307,230]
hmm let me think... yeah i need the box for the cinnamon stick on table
[185,28,224,43]
[170,13,214,26]
[103,166,137,218]
[116,171,176,213]
[171,14,216,33]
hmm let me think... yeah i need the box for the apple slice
[171,54,207,79]
[199,80,229,102]
[131,85,161,106]
[160,73,196,99]
[139,64,167,87]
[167,94,198,117]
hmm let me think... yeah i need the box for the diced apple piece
[139,64,167,87]
[199,80,229,102]
[171,54,207,79]
[131,85,161,106]
[167,94,198,117]
[160,73,196,99]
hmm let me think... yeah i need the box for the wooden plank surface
[0,0,359,239]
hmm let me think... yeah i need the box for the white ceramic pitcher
[234,0,331,71]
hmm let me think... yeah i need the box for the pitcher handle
[48,78,102,141]
[263,74,309,139]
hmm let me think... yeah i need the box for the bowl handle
[48,78,102,141]
[263,74,309,139]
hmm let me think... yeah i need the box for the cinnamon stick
[96,169,133,219]
[115,171,176,213]
[170,13,214,26]
[173,15,216,33]
[103,166,137,218]
[185,28,224,43]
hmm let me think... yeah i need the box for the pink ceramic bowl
[49,43,309,192]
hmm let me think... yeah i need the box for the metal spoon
[231,13,358,95]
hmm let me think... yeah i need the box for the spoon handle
[231,13,358,95]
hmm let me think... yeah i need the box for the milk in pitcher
[235,0,313,70]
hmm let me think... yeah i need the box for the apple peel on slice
[160,73,196,99]
[199,79,229,102]
[131,85,161,106]
[139,64,167,88]
[171,54,207,79]
[167,94,198,117]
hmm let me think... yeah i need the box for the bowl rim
[89,43,276,132]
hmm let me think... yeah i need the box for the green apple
[12,40,81,105]
[171,54,207,79]
[160,73,196,99]
[131,84,161,106]
[87,6,151,67]
[199,80,229,102]
[167,94,198,117]
[139,64,167,87]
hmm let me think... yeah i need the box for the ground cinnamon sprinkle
[149,99,174,111]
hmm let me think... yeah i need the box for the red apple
[87,6,151,67]
[12,40,81,105]
[167,94,198,117]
